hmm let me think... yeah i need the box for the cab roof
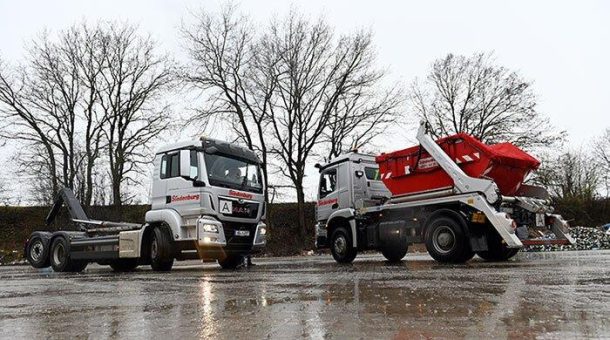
[318,152,378,171]
[155,137,261,164]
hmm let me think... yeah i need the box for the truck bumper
[195,218,266,258]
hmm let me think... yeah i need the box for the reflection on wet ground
[0,251,608,339]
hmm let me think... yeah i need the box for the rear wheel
[26,235,50,268]
[218,255,244,269]
[150,226,174,271]
[381,243,408,263]
[330,227,357,264]
[425,216,473,263]
[50,237,87,272]
[477,229,519,261]
[110,259,139,272]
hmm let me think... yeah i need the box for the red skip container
[375,133,540,197]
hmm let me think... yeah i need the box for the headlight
[259,226,267,235]
[202,224,219,233]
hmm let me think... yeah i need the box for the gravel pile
[524,226,610,252]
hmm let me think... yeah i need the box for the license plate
[235,230,250,237]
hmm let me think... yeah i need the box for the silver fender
[327,208,357,247]
[145,209,182,240]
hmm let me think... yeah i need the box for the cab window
[320,168,337,198]
[364,167,381,180]
[160,153,180,179]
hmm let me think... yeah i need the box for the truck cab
[146,137,267,266]
[315,153,390,248]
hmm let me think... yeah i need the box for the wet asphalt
[0,250,608,339]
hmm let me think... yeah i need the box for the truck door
[352,163,369,206]
[160,150,202,216]
[317,167,338,222]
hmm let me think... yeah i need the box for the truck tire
[330,227,357,264]
[218,255,244,269]
[425,216,473,263]
[110,259,139,272]
[477,229,519,262]
[150,226,174,271]
[50,237,87,272]
[381,243,408,263]
[26,234,50,268]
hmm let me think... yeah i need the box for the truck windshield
[204,152,263,193]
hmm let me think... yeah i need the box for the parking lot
[1,250,608,339]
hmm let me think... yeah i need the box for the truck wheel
[26,235,50,268]
[477,230,519,262]
[425,216,473,263]
[381,243,408,263]
[330,227,357,264]
[150,226,174,271]
[110,259,139,272]
[218,255,244,269]
[50,237,87,272]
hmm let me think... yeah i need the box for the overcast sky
[1,0,609,203]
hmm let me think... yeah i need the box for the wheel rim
[151,236,158,259]
[53,243,65,265]
[334,235,347,256]
[432,226,456,254]
[30,241,43,262]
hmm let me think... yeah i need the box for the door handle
[331,203,338,209]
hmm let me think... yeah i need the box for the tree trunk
[295,183,306,238]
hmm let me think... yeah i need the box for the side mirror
[355,170,364,178]
[180,150,191,178]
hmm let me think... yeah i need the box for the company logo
[228,190,254,200]
[317,198,338,207]
[171,194,200,202]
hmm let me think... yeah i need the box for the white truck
[314,122,574,264]
[24,137,267,272]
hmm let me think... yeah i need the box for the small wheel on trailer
[381,243,408,263]
[218,255,244,269]
[50,236,87,272]
[476,229,519,262]
[330,227,357,264]
[110,259,139,272]
[26,234,50,268]
[150,226,174,271]
[425,216,474,263]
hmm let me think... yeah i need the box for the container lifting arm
[415,121,500,204]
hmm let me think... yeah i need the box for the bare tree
[410,52,563,149]
[594,128,610,197]
[96,24,175,206]
[183,7,401,234]
[534,150,600,200]
[0,22,174,206]
[182,5,274,203]
[324,87,403,161]
[0,36,81,199]
[262,14,396,234]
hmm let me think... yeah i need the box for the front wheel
[425,216,473,263]
[330,227,357,264]
[150,226,174,271]
[218,255,244,269]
